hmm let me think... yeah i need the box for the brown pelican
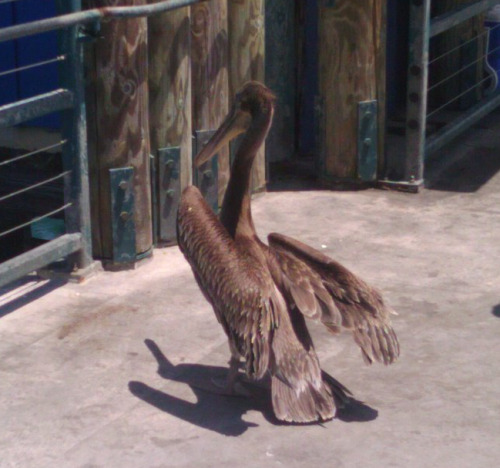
[177,82,399,423]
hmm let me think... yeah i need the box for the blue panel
[0,3,18,107]
[14,0,60,129]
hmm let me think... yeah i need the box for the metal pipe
[0,0,207,43]
[426,91,500,156]
[0,171,70,204]
[0,203,72,239]
[0,55,67,79]
[0,141,67,167]
[56,0,93,271]
[0,233,82,289]
[403,0,431,185]
[0,89,74,127]
[430,0,499,38]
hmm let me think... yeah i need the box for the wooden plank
[228,0,266,191]
[85,0,152,260]
[265,0,296,163]
[318,0,383,180]
[148,5,192,195]
[190,0,229,205]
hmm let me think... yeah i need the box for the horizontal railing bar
[426,90,500,155]
[0,141,67,167]
[0,0,206,43]
[0,203,71,239]
[0,55,66,79]
[0,170,70,203]
[0,89,73,127]
[0,233,81,289]
[430,0,499,38]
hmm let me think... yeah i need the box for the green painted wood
[109,167,136,264]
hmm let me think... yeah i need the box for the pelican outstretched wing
[268,232,400,365]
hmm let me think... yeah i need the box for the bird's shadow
[129,339,378,436]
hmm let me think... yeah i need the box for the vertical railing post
[405,0,431,187]
[56,0,93,270]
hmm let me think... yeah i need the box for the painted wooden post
[148,5,192,202]
[228,0,266,192]
[86,0,152,264]
[190,0,229,205]
[318,0,385,182]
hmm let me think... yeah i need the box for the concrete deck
[1,118,500,467]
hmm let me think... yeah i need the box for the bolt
[165,159,174,169]
[166,189,175,198]
[410,65,421,77]
[119,180,128,190]
[363,138,372,147]
[203,170,213,179]
[120,211,129,221]
[408,119,419,130]
[409,92,419,103]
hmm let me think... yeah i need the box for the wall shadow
[0,276,65,319]
[425,146,500,193]
[129,339,377,436]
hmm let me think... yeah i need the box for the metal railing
[0,0,204,289]
[386,0,500,190]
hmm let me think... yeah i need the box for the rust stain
[58,303,138,340]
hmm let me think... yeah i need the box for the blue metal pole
[56,0,93,270]
[0,0,207,43]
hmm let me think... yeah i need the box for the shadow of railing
[0,276,65,319]
[425,146,500,193]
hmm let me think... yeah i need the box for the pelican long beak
[193,107,251,168]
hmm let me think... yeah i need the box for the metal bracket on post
[193,130,219,213]
[157,146,181,245]
[357,100,378,182]
[109,167,136,265]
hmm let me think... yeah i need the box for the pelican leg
[225,355,242,392]
[208,354,249,396]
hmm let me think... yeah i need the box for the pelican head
[193,81,276,168]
